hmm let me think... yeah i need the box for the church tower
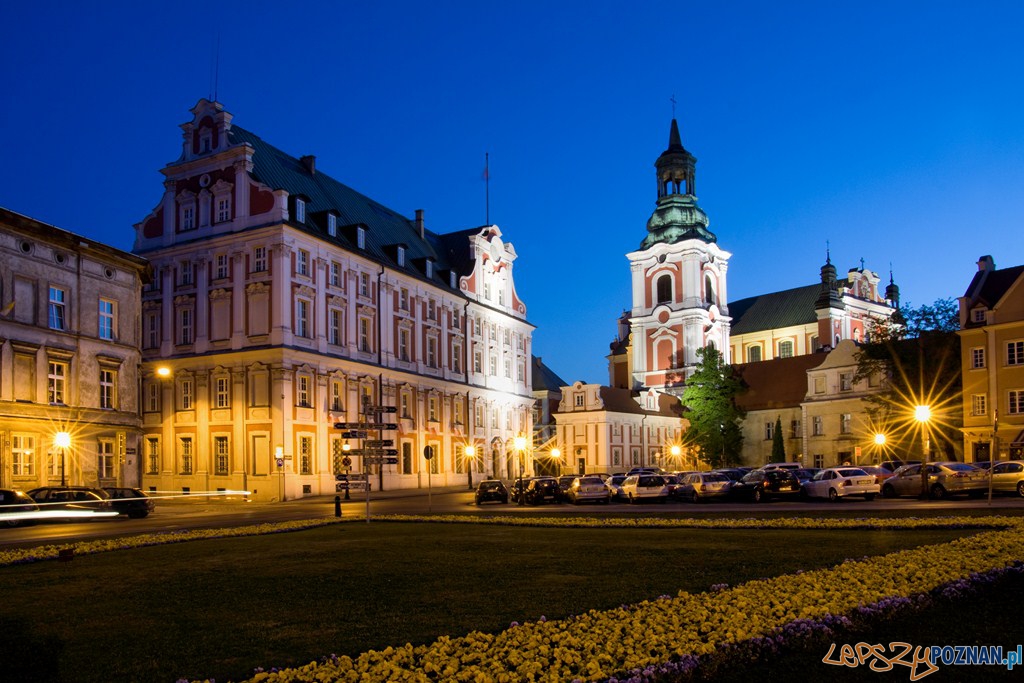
[624,119,731,395]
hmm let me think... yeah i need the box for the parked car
[626,466,664,476]
[881,462,987,499]
[801,467,880,501]
[673,472,732,503]
[556,475,579,502]
[793,468,821,487]
[566,476,611,504]
[620,474,669,503]
[859,465,894,486]
[509,478,530,504]
[27,486,112,512]
[759,462,802,472]
[877,459,921,473]
[711,468,747,482]
[524,477,561,505]
[984,461,1024,497]
[474,479,509,505]
[661,474,684,498]
[606,474,629,501]
[731,469,801,502]
[0,489,40,527]
[102,487,156,518]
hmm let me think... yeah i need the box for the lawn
[0,520,988,683]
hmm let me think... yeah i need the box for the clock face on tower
[489,236,504,268]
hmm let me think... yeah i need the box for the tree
[681,346,746,469]
[770,416,786,462]
[901,297,959,336]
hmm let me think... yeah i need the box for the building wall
[0,208,147,490]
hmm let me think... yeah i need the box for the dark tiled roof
[229,125,466,291]
[962,264,1024,326]
[734,353,827,411]
[532,356,569,392]
[729,282,831,334]
[598,387,684,418]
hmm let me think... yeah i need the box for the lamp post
[55,431,71,487]
[670,445,681,472]
[464,445,475,490]
[914,405,931,499]
[342,442,352,500]
[514,435,526,506]
[551,447,561,476]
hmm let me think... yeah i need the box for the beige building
[958,255,1024,462]
[0,207,149,490]
[134,100,535,501]
[553,382,687,475]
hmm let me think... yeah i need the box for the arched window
[778,340,794,358]
[656,275,672,304]
[705,274,715,305]
[748,345,762,362]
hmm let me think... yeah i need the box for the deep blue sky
[2,1,1022,385]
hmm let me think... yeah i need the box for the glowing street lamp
[670,444,681,470]
[464,445,476,490]
[514,436,527,506]
[342,442,352,500]
[156,366,172,378]
[915,405,932,499]
[55,431,71,487]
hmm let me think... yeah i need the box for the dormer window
[327,213,337,237]
[199,130,212,153]
[449,271,457,288]
[356,226,366,249]
[397,246,406,267]
[294,198,306,223]
[972,308,986,323]
[216,196,231,223]
[425,259,434,278]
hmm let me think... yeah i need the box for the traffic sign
[364,456,399,465]
[341,456,352,468]
[341,430,368,439]
[364,405,398,414]
[345,448,398,456]
[335,422,397,430]
[364,439,394,447]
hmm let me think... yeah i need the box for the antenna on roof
[210,31,221,101]
[670,93,677,118]
[483,152,490,226]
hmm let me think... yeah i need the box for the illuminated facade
[0,207,148,490]
[134,100,534,501]
[958,255,1024,462]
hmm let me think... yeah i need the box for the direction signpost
[336,397,400,523]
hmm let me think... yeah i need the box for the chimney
[415,209,425,238]
[977,255,995,272]
[300,155,316,175]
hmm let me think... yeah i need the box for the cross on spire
[670,94,677,118]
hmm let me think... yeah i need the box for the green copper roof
[640,194,716,249]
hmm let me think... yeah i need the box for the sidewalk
[154,483,472,509]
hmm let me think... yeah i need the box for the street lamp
[670,444,681,471]
[915,405,931,499]
[55,431,71,487]
[514,436,527,506]
[464,445,476,490]
[551,447,561,476]
[342,442,352,500]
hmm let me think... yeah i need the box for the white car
[802,467,880,501]
[620,474,668,503]
[567,476,611,504]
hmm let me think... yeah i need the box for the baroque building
[134,99,534,501]
[0,207,148,490]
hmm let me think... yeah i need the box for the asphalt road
[3,486,1022,550]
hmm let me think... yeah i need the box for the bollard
[334,495,342,518]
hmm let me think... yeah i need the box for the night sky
[2,1,1022,385]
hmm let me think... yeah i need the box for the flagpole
[485,152,490,226]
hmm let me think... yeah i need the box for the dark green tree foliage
[856,298,963,462]
[771,416,786,462]
[681,346,746,468]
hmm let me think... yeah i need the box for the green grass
[0,522,996,683]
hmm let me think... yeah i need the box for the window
[216,196,231,223]
[1009,390,1024,415]
[297,374,312,407]
[11,435,34,476]
[328,308,342,345]
[252,246,267,273]
[181,205,195,230]
[402,442,413,474]
[474,403,483,427]
[179,379,193,410]
[356,226,366,249]
[330,262,341,287]
[216,254,229,280]
[359,318,371,352]
[575,394,585,407]
[839,373,853,391]
[399,329,410,362]
[359,272,370,297]
[296,299,311,338]
[48,361,67,404]
[147,382,160,412]
[473,350,482,373]
[145,312,159,349]
[180,437,193,474]
[812,415,824,436]
[778,340,793,358]
[48,287,66,330]
[656,275,671,304]
[972,394,987,416]
[427,337,437,367]
[428,397,438,422]
[179,261,193,286]
[453,342,462,373]
[146,438,160,474]
[98,440,115,479]
[813,453,824,469]
[295,198,306,223]
[428,300,436,321]
[179,308,193,345]
[764,422,774,440]
[972,308,986,323]
[327,213,337,237]
[790,420,801,438]
[215,376,230,409]
[453,309,460,327]
[425,259,433,278]
[489,356,497,376]
[299,436,312,474]
[1007,341,1024,366]
[399,288,409,311]
[296,250,310,276]
[972,347,985,369]
[330,380,344,411]
[401,392,411,418]
[504,357,511,378]
[474,317,481,336]
[484,281,491,300]
[99,369,116,409]
[214,436,229,475]
[840,413,852,434]
[397,246,405,267]
[517,362,525,382]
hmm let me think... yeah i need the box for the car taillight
[839,480,848,487]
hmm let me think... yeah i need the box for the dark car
[474,479,509,505]
[877,459,921,473]
[556,475,578,502]
[524,477,560,505]
[27,486,113,512]
[102,487,156,518]
[509,478,530,504]
[711,468,748,482]
[731,469,801,502]
[0,489,40,527]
